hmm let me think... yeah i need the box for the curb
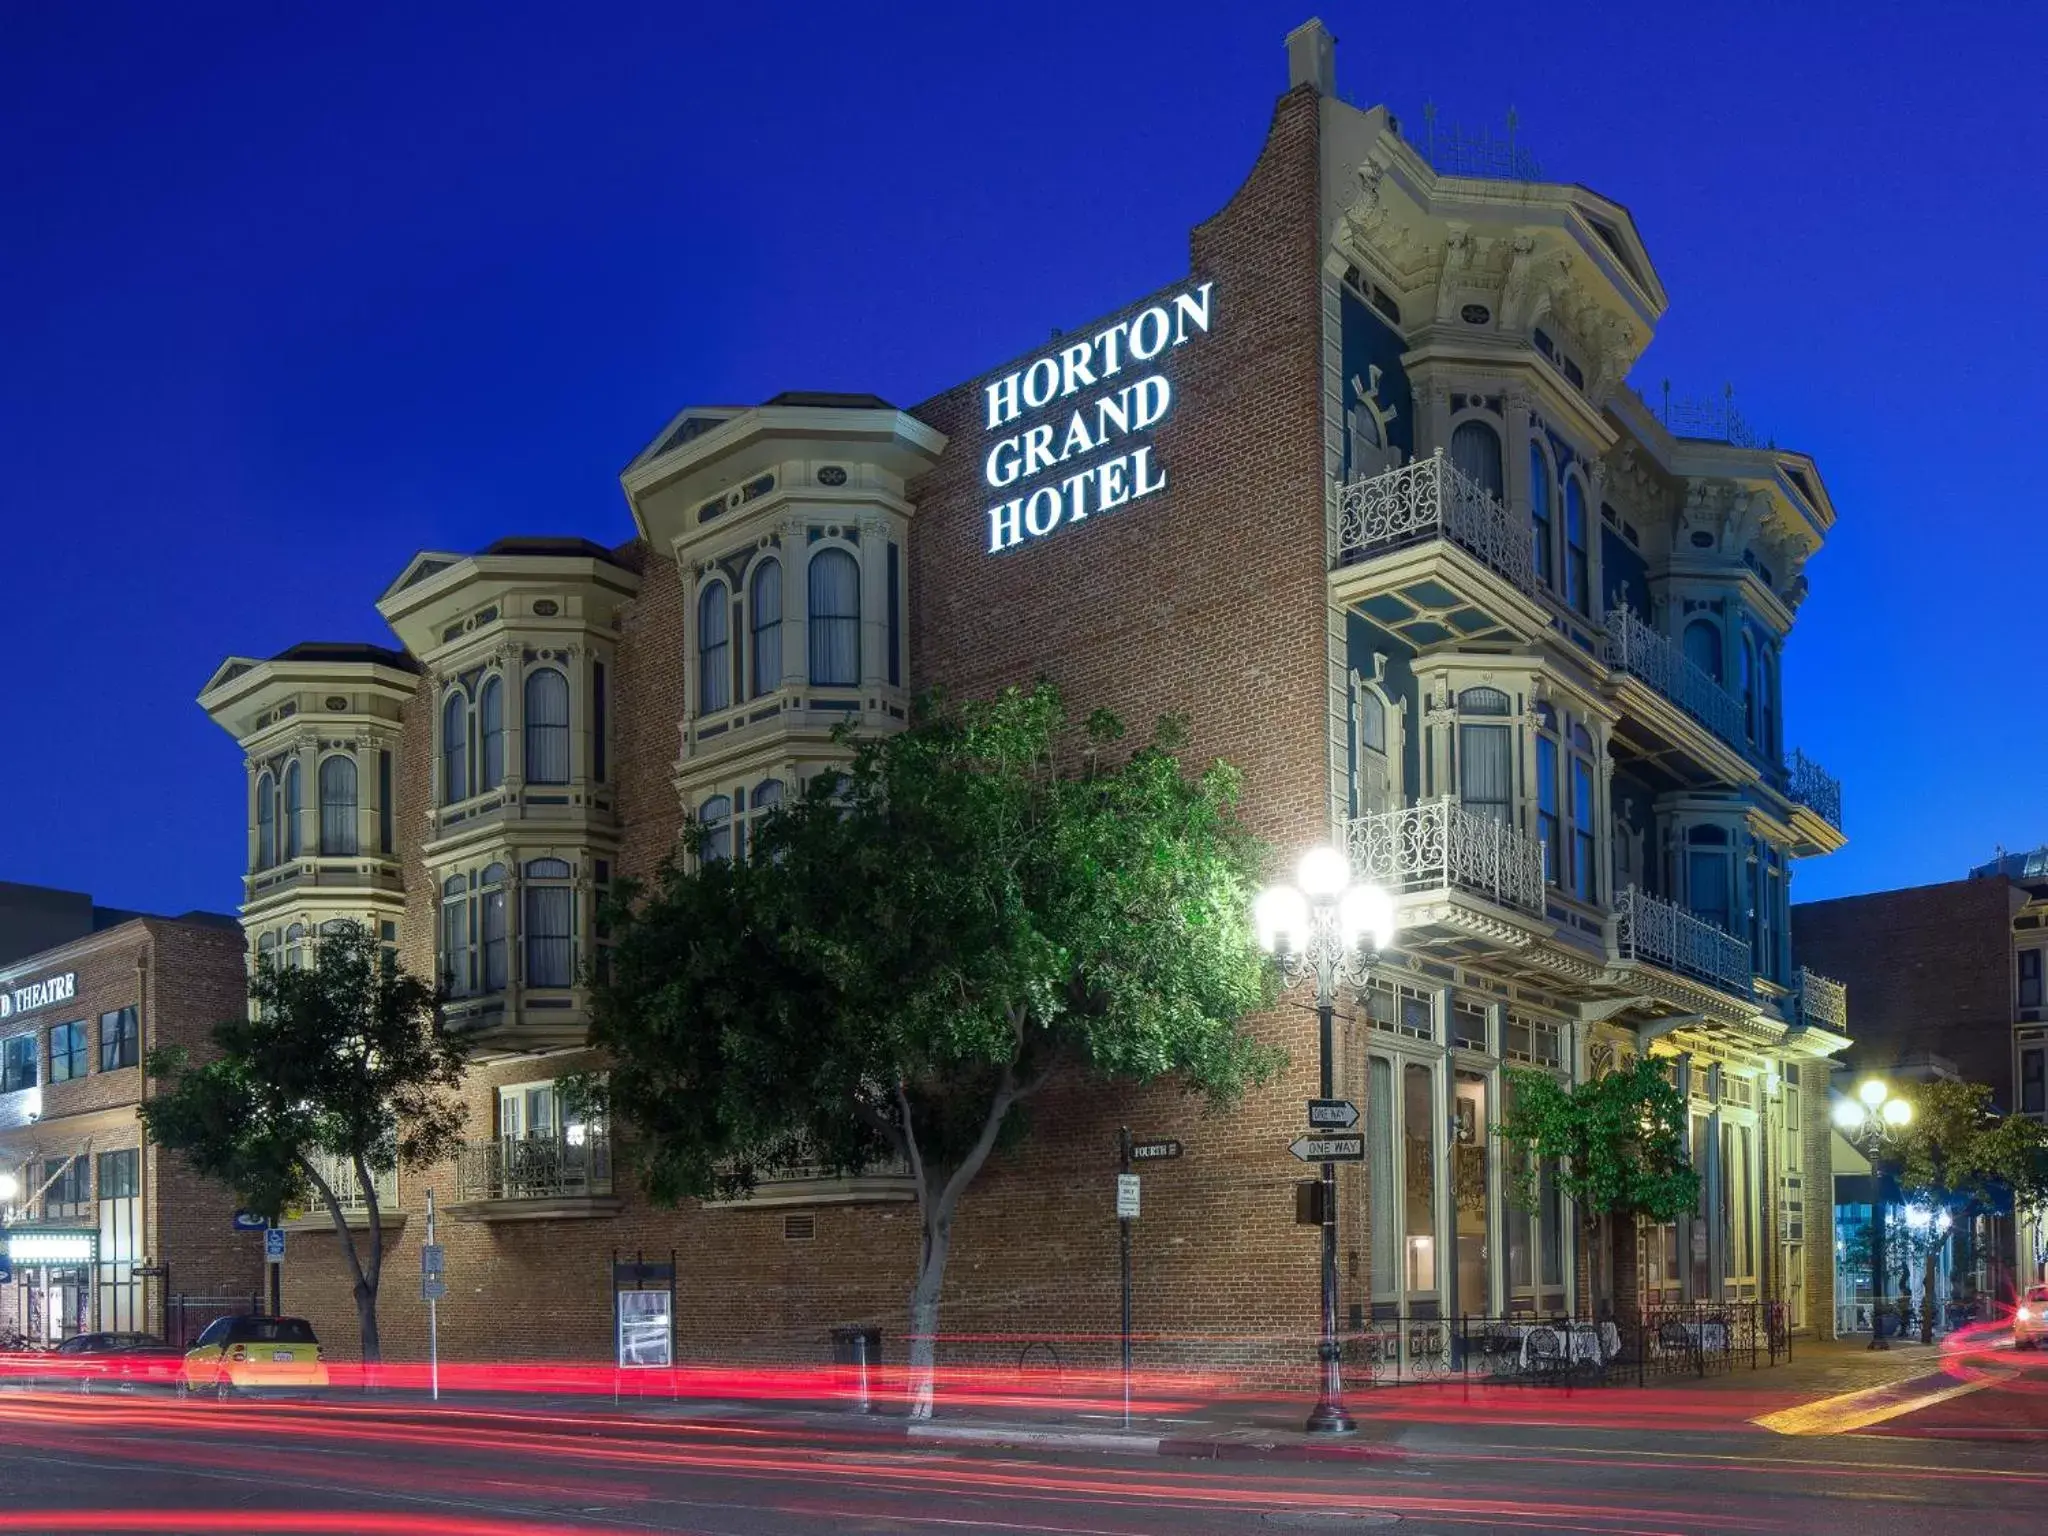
[902,1420,1384,1462]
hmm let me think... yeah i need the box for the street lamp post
[1833,1079,1912,1351]
[1255,846,1395,1436]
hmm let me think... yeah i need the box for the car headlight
[2020,1306,2035,1321]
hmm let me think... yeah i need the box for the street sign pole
[426,1188,439,1402]
[1118,1125,1132,1431]
[266,1223,283,1315]
[1311,992,1351,1435]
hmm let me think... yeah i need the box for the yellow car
[2017,1284,2048,1350]
[182,1315,329,1397]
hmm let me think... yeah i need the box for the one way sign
[1290,1135,1365,1162]
[1307,1098,1358,1129]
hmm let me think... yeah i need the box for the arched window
[1686,825,1732,932]
[256,771,276,870]
[1741,635,1759,744]
[1457,686,1513,826]
[283,922,306,972]
[808,548,860,686]
[1682,619,1723,684]
[318,755,358,857]
[522,858,573,988]
[749,558,782,699]
[699,794,733,864]
[1451,420,1504,503]
[440,873,471,996]
[480,862,508,992]
[524,667,570,785]
[478,675,504,790]
[282,761,301,860]
[442,691,470,804]
[738,778,784,862]
[1528,444,1554,587]
[698,582,731,714]
[258,930,278,973]
[1564,477,1590,616]
[1569,724,1596,902]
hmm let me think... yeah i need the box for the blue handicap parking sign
[264,1227,286,1262]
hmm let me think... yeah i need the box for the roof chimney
[1285,18,1336,97]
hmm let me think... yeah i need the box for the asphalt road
[0,1382,2043,1535]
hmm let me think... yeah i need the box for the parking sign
[264,1228,286,1264]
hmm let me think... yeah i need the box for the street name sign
[1306,1099,1359,1129]
[1289,1135,1365,1163]
[1129,1139,1182,1161]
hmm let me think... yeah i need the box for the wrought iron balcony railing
[1344,797,1547,917]
[304,1152,397,1217]
[454,1132,613,1203]
[1336,451,1539,595]
[1600,606,1748,752]
[1613,886,1754,999]
[1786,749,1843,831]
[1790,966,1848,1032]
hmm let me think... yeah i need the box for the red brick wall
[1793,879,2019,1104]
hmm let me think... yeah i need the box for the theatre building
[199,21,1854,1371]
[0,896,250,1343]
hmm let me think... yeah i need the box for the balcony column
[1421,678,1455,799]
[1586,461,1609,625]
[499,642,527,792]
[1595,734,1616,911]
[858,515,890,698]
[1419,378,1452,460]
[1504,391,1533,522]
[351,734,374,861]
[292,738,317,862]
[779,519,806,692]
[243,756,262,875]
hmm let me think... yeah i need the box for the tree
[1494,1054,1699,1319]
[140,921,468,1364]
[1892,1079,2048,1342]
[587,683,1278,1416]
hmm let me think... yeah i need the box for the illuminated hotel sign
[4,1230,96,1265]
[982,282,1214,554]
[0,972,76,1022]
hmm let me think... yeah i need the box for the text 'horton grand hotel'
[197,20,1854,1370]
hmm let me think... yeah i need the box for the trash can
[830,1325,881,1413]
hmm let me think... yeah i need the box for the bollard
[852,1330,871,1415]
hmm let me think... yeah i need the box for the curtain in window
[808,548,860,686]
[1451,420,1504,502]
[440,876,470,996]
[318,755,358,856]
[1683,620,1722,683]
[1529,444,1554,585]
[523,668,570,785]
[256,772,276,869]
[1459,723,1512,825]
[698,584,731,714]
[523,881,574,988]
[1369,1056,1396,1296]
[1565,478,1589,615]
[1403,1062,1437,1294]
[1571,751,1595,902]
[481,863,508,992]
[479,675,504,790]
[443,693,469,803]
[1688,837,1732,931]
[282,761,301,859]
[750,558,782,698]
[699,795,732,863]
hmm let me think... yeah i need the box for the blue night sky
[3,1,2041,919]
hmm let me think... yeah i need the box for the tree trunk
[1921,1245,1938,1345]
[906,1211,953,1421]
[355,1277,381,1376]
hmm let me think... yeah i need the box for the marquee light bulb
[1882,1097,1912,1127]
[1857,1079,1888,1109]
[1831,1099,1864,1131]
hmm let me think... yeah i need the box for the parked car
[55,1332,186,1391]
[2015,1284,2048,1350]
[181,1315,328,1397]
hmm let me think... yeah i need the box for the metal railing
[1400,104,1545,183]
[1786,749,1843,831]
[1335,451,1539,595]
[1613,885,1754,998]
[454,1133,613,1203]
[1655,382,1771,450]
[1345,797,1547,916]
[1791,966,1848,1032]
[1600,606,1748,751]
[304,1153,397,1217]
[1345,1302,1785,1388]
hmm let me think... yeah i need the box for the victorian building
[197,21,1854,1371]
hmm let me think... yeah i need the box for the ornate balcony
[704,1138,917,1209]
[1613,886,1753,999]
[452,1132,617,1220]
[1336,451,1538,595]
[1786,750,1842,832]
[1345,797,1547,917]
[1600,606,1747,753]
[1789,966,1847,1033]
[288,1152,399,1229]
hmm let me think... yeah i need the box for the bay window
[522,858,575,988]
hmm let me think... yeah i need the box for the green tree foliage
[588,683,1278,1415]
[1892,1079,2048,1340]
[1494,1055,1699,1315]
[139,921,467,1364]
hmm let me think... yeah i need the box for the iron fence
[1342,1302,1790,1388]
